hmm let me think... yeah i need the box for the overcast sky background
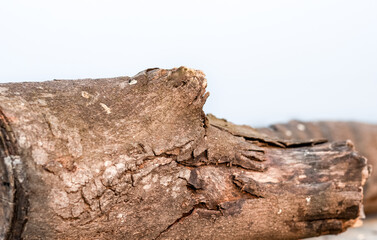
[0,0,376,127]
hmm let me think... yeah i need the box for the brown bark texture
[258,120,377,214]
[0,67,371,239]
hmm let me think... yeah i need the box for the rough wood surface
[258,121,377,214]
[0,67,370,239]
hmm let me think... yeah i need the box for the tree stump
[0,67,370,239]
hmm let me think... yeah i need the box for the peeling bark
[258,120,377,214]
[0,67,370,239]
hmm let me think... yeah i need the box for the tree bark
[0,67,370,239]
[258,121,377,214]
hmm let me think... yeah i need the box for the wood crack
[153,203,219,240]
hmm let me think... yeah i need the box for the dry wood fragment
[258,121,377,214]
[0,67,370,239]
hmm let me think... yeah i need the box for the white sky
[1,0,376,126]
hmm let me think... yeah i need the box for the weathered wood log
[258,121,377,214]
[0,67,370,239]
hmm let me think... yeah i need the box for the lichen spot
[277,209,282,215]
[297,123,306,131]
[306,196,311,205]
[285,130,292,137]
[37,99,47,106]
[81,91,91,99]
[152,174,159,183]
[160,176,172,186]
[103,166,117,179]
[129,79,138,85]
[0,87,9,94]
[119,81,127,89]
[115,163,126,172]
[32,147,49,165]
[100,103,111,114]
[104,160,113,167]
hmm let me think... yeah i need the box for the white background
[1,0,376,127]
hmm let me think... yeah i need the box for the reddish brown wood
[0,67,370,239]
